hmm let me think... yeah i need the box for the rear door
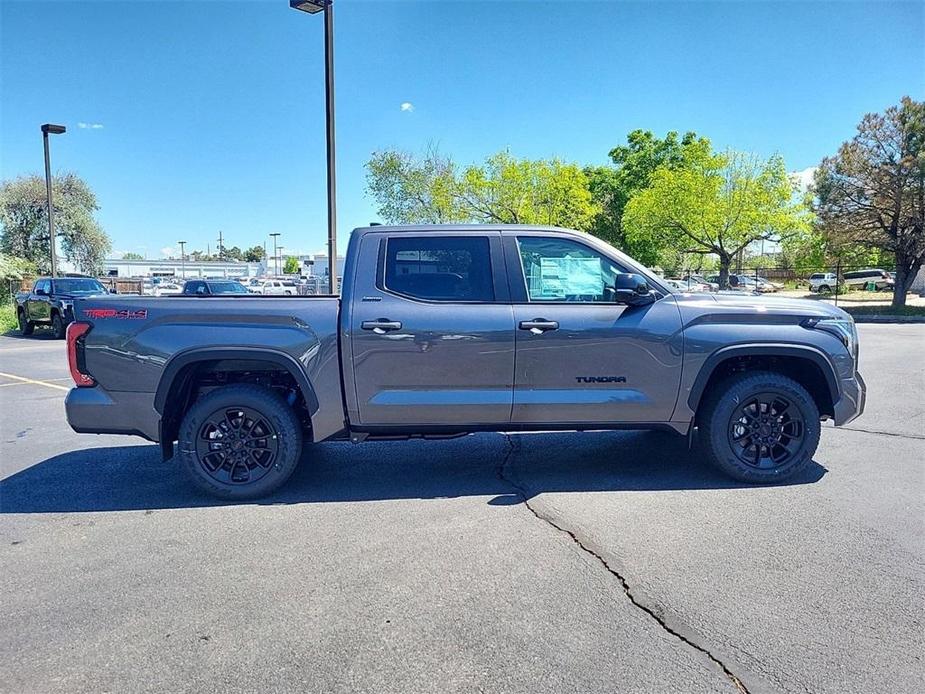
[507,232,683,425]
[28,280,52,322]
[349,231,515,427]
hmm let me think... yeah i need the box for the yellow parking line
[0,371,70,392]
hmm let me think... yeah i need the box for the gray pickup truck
[64,225,866,498]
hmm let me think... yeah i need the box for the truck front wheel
[699,371,820,484]
[177,384,303,499]
[51,312,66,339]
[17,309,34,336]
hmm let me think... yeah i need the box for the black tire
[177,384,303,499]
[699,371,820,483]
[51,312,66,339]
[818,284,831,295]
[17,309,34,336]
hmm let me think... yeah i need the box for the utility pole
[217,230,224,260]
[269,233,281,276]
[41,124,66,277]
[178,240,187,279]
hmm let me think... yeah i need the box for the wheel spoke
[195,405,279,486]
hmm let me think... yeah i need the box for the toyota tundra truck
[64,225,866,498]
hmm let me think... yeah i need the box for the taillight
[66,322,95,387]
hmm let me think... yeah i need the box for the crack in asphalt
[835,426,925,440]
[498,433,750,694]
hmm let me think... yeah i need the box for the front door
[350,232,515,427]
[508,234,683,425]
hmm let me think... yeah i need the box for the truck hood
[57,291,110,300]
[676,291,851,320]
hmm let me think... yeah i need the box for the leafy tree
[366,145,461,223]
[225,246,244,261]
[122,252,144,260]
[585,130,705,253]
[814,97,924,307]
[244,245,266,262]
[1,253,36,302]
[283,256,300,274]
[623,141,810,287]
[366,148,598,230]
[0,173,111,275]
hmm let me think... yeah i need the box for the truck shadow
[0,431,826,514]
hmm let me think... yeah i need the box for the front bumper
[65,386,160,441]
[833,370,866,426]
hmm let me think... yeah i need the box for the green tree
[366,145,461,223]
[0,172,111,275]
[623,141,810,287]
[225,246,244,261]
[366,148,599,230]
[814,97,924,307]
[585,130,705,253]
[122,252,144,260]
[244,245,266,262]
[283,256,300,274]
[1,253,36,303]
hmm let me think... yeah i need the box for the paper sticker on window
[537,257,602,298]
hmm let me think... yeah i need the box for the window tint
[383,236,494,302]
[516,237,627,302]
[184,281,203,294]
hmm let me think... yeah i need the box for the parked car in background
[808,273,840,294]
[666,278,711,292]
[154,282,183,297]
[15,277,112,338]
[181,279,252,296]
[248,279,299,295]
[682,274,719,291]
[754,276,783,292]
[842,268,894,291]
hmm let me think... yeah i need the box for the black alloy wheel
[728,393,804,469]
[195,405,280,486]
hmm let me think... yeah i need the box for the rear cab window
[380,236,494,302]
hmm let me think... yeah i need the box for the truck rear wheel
[17,309,34,336]
[177,384,303,499]
[699,371,820,484]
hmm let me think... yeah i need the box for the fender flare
[154,346,320,416]
[687,343,840,411]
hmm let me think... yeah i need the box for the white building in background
[281,253,346,279]
[102,258,262,279]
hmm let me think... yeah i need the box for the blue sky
[2,0,922,258]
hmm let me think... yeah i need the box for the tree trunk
[892,253,923,309]
[717,257,731,290]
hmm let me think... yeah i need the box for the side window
[184,281,202,294]
[36,280,51,294]
[382,236,494,302]
[516,237,627,303]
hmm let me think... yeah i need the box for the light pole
[41,124,66,277]
[277,246,286,275]
[269,232,281,276]
[290,0,337,294]
[177,240,187,279]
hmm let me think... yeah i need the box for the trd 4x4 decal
[84,308,148,320]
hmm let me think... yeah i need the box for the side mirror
[196,286,208,296]
[35,287,47,296]
[109,288,118,294]
[613,273,655,306]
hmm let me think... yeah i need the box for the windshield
[53,279,107,294]
[208,281,249,294]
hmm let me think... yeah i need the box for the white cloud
[78,122,104,129]
[160,246,176,258]
[400,102,414,112]
[790,166,816,193]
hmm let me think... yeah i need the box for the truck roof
[352,224,575,235]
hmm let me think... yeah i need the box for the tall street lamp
[269,232,281,276]
[277,246,286,274]
[41,124,66,277]
[177,240,187,279]
[290,0,338,294]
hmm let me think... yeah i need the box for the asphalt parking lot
[1,325,922,694]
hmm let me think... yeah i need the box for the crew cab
[64,225,866,498]
[16,276,112,338]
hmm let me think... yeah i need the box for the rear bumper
[833,371,866,426]
[65,386,160,441]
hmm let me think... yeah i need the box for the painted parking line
[0,372,70,392]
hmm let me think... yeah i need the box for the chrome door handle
[361,319,402,334]
[519,319,559,334]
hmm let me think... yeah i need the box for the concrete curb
[850,315,925,323]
